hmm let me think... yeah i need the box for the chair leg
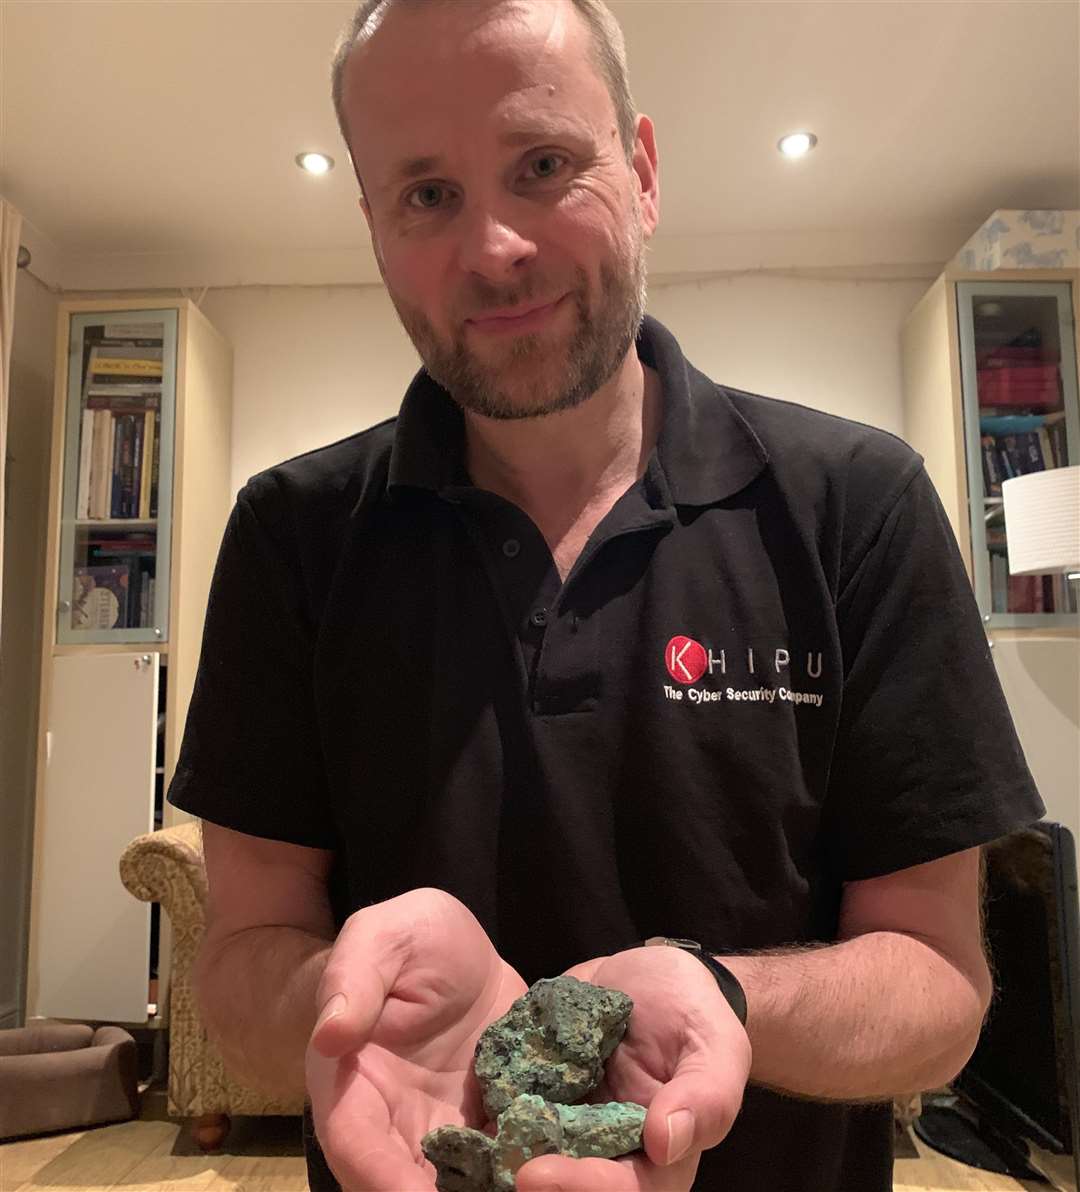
[192,1112,231,1151]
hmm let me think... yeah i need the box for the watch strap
[642,936,748,1026]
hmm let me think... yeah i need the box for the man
[166,1,1044,1189]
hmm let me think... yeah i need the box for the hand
[305,888,528,1191]
[516,947,752,1192]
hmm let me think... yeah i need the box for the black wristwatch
[642,936,748,1027]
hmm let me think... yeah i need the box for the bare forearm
[723,931,989,1102]
[193,925,334,1100]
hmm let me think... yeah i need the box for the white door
[34,652,158,1022]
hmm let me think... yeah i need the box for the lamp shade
[1001,465,1080,576]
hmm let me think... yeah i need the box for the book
[1047,419,1070,468]
[1007,574,1038,614]
[1037,427,1055,472]
[102,323,164,341]
[990,552,1009,614]
[1017,430,1045,474]
[89,409,112,518]
[149,408,160,518]
[996,439,1017,481]
[126,413,144,517]
[110,414,131,518]
[85,391,160,411]
[71,564,130,630]
[76,408,94,519]
[139,409,154,519]
[981,435,1002,496]
[88,343,163,380]
[978,366,1060,408]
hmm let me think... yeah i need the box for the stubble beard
[385,211,649,421]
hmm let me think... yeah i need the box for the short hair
[329,0,637,193]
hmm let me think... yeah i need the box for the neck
[463,351,662,523]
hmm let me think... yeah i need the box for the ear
[631,113,660,240]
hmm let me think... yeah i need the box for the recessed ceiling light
[777,132,817,159]
[296,152,334,175]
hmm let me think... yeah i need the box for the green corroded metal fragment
[492,1094,563,1192]
[474,976,633,1118]
[421,1124,496,1192]
[557,1100,648,1159]
[490,1095,647,1190]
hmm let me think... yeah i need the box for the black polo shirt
[168,313,1043,1191]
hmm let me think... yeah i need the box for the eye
[406,183,449,211]
[527,152,567,179]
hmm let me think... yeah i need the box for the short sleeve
[166,477,338,848]
[823,465,1044,880]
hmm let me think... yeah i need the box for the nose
[456,201,538,283]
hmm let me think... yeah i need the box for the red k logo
[665,636,707,684]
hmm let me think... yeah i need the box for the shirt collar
[385,313,769,506]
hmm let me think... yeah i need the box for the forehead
[342,0,614,187]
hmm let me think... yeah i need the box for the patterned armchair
[118,820,304,1149]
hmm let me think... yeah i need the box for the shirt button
[502,538,521,558]
[530,608,549,628]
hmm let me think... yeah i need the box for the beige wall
[194,273,930,495]
[993,639,1080,849]
[1,269,57,1027]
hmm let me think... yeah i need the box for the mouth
[467,294,568,334]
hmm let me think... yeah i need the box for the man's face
[341,0,659,421]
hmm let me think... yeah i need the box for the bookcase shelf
[76,519,159,528]
[27,297,233,1026]
[902,268,1079,631]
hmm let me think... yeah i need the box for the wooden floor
[1,1096,1075,1192]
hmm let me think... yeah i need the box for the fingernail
[314,992,346,1033]
[666,1108,695,1164]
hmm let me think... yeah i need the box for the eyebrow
[380,125,585,193]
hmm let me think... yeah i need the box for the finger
[561,957,607,984]
[516,1154,633,1191]
[516,1150,700,1192]
[640,1028,751,1165]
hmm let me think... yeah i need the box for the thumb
[642,1046,749,1165]
[309,914,409,1059]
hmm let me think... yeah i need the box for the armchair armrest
[118,821,207,927]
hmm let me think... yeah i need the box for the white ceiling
[3,0,1078,291]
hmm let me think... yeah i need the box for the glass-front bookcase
[957,280,1080,627]
[56,309,178,644]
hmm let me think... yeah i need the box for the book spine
[1037,427,1055,472]
[104,413,117,519]
[110,415,125,519]
[980,436,1002,495]
[1007,574,1036,614]
[139,410,154,519]
[996,440,1016,480]
[85,393,161,411]
[1047,419,1070,468]
[1001,435,1025,479]
[77,408,94,519]
[1020,430,1045,473]
[150,408,160,518]
[90,410,105,518]
[129,412,144,518]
